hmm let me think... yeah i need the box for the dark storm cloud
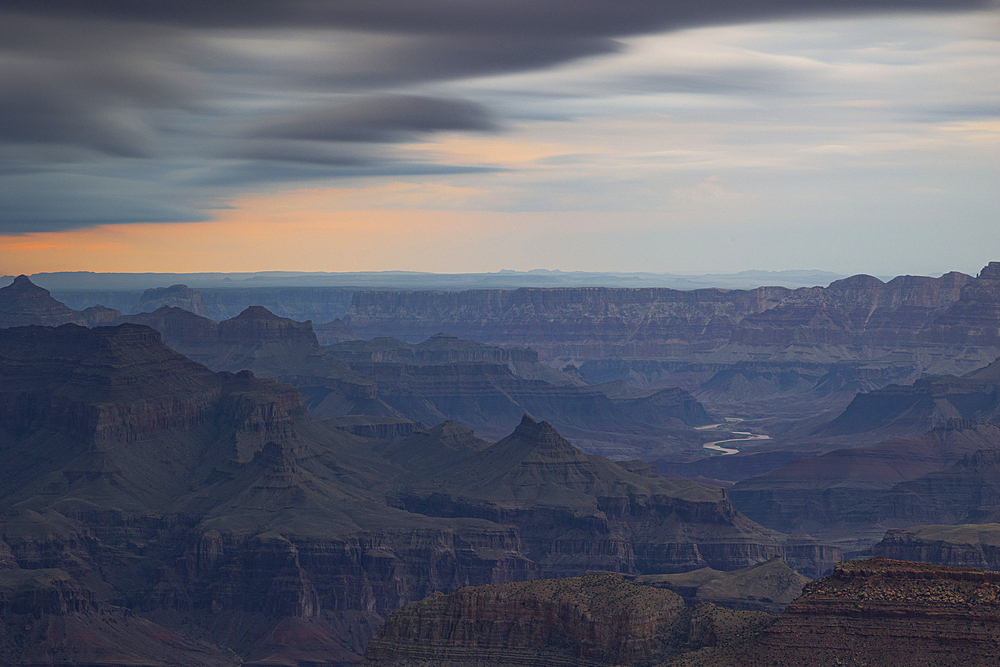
[185,162,503,188]
[5,0,990,33]
[256,96,499,143]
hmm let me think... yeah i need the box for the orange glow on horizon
[1,184,632,275]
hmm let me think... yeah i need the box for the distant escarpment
[343,269,988,365]
[669,557,1000,667]
[362,574,774,667]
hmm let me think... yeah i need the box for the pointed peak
[4,275,47,293]
[512,415,574,450]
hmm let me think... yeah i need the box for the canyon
[5,263,1000,665]
[363,558,1000,667]
[0,322,831,664]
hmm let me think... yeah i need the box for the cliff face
[667,557,1000,667]
[345,286,791,359]
[869,524,1000,570]
[729,421,1000,547]
[343,270,983,366]
[392,416,838,578]
[0,567,236,667]
[362,574,774,667]
[819,359,1000,440]
[852,448,1000,529]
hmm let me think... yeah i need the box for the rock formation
[0,567,236,666]
[391,415,839,578]
[869,524,1000,570]
[637,556,811,614]
[362,574,774,667]
[818,358,1000,441]
[133,283,212,317]
[729,421,1000,547]
[0,275,120,328]
[670,557,1000,666]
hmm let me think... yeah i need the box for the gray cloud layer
[0,0,992,233]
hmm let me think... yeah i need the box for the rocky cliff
[669,557,1000,666]
[869,524,1000,570]
[818,363,1000,441]
[391,416,839,578]
[362,574,774,667]
[0,567,236,666]
[729,421,1000,547]
[342,269,985,366]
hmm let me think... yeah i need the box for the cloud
[0,0,994,235]
[5,0,990,32]
[255,95,499,143]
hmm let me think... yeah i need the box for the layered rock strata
[390,416,839,578]
[362,574,774,667]
[0,324,817,665]
[729,421,1000,544]
[869,524,1000,570]
[671,558,1000,666]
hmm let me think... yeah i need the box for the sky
[1,0,998,278]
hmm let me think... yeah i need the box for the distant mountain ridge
[3,268,848,293]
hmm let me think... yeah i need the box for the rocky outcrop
[362,574,774,667]
[670,557,1000,666]
[618,387,713,427]
[133,283,212,318]
[327,416,424,439]
[817,363,1000,440]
